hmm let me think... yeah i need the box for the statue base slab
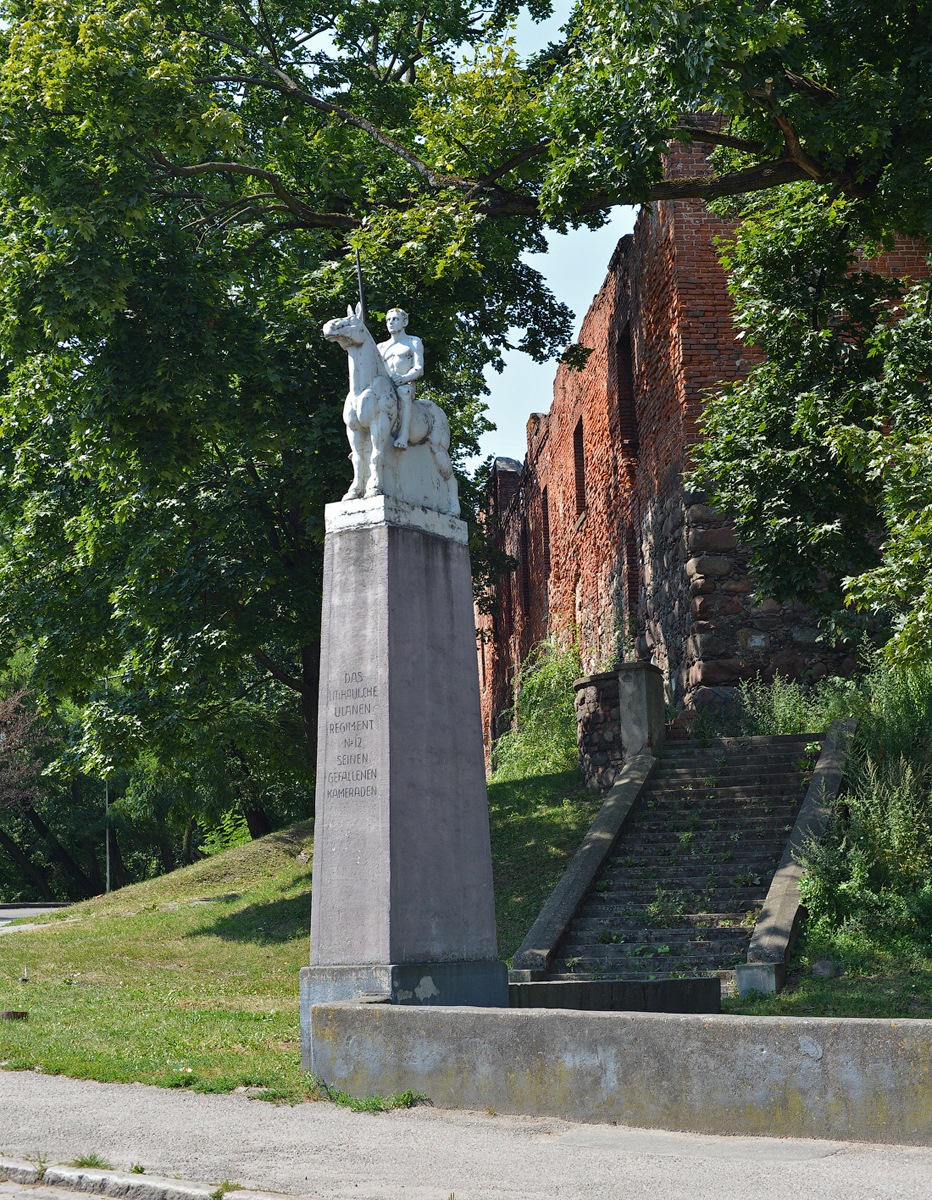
[300,962,508,1069]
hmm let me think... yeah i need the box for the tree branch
[673,125,766,154]
[783,71,837,107]
[750,78,828,182]
[188,28,469,191]
[254,648,310,696]
[471,139,553,191]
[475,157,812,217]
[146,149,360,229]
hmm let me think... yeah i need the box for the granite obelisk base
[300,497,507,1067]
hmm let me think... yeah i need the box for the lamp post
[104,675,110,894]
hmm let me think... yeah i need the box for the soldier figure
[377,307,424,450]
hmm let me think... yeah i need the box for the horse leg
[364,410,392,498]
[431,443,459,515]
[343,428,369,500]
[342,400,369,500]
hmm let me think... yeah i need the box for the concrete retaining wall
[311,1003,932,1144]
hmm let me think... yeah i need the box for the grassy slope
[0,823,317,1099]
[0,773,597,1098]
[6,759,926,1101]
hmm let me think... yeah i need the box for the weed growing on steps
[646,888,688,926]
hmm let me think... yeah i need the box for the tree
[690,183,932,651]
[0,0,929,797]
[0,689,101,899]
[555,0,932,654]
[0,0,577,779]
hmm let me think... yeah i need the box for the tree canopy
[0,0,929,893]
[0,0,579,784]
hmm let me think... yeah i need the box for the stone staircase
[546,733,823,993]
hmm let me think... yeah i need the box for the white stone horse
[323,303,459,517]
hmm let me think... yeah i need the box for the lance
[354,249,365,321]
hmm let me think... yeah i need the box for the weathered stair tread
[651,779,808,793]
[545,732,820,996]
[662,732,821,753]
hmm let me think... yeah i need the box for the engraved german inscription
[325,670,380,799]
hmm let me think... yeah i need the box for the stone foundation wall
[574,673,625,790]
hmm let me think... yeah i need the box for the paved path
[0,906,66,933]
[1,1071,931,1200]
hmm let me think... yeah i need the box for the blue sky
[469,5,639,466]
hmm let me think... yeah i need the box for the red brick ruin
[477,138,927,755]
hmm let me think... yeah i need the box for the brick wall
[477,141,928,751]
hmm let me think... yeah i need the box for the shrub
[490,636,581,782]
[201,810,252,857]
[734,672,858,736]
[798,657,932,946]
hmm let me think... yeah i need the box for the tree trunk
[71,780,103,894]
[23,806,94,898]
[242,806,272,838]
[80,837,103,894]
[301,640,320,767]
[155,810,174,874]
[182,819,199,865]
[0,825,56,900]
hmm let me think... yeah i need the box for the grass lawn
[0,823,317,1101]
[4,760,927,1104]
[725,922,932,1021]
[0,771,598,1099]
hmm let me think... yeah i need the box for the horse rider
[377,308,423,450]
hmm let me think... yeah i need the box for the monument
[299,302,507,1066]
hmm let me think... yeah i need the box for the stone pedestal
[617,662,666,758]
[300,496,507,1066]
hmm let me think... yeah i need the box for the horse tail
[428,403,451,453]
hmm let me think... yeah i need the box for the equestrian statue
[323,302,459,518]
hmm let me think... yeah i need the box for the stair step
[644,777,808,795]
[656,752,812,769]
[661,733,822,756]
[579,893,767,917]
[547,969,738,985]
[613,826,794,845]
[633,807,798,824]
[572,912,760,930]
[571,920,751,936]
[553,952,747,973]
[561,935,749,955]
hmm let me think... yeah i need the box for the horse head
[323,302,368,349]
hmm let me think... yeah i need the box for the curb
[0,1160,321,1200]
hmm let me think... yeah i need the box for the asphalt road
[0,906,66,931]
[1,1071,931,1200]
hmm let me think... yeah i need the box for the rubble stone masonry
[477,138,927,754]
